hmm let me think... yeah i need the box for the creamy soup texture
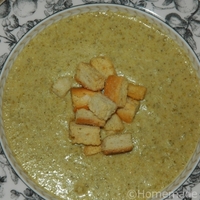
[2,11,200,200]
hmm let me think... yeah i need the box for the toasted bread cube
[75,62,105,91]
[88,93,117,121]
[128,83,147,100]
[104,114,124,132]
[71,87,97,111]
[69,122,101,145]
[52,77,72,97]
[75,108,105,127]
[117,98,140,123]
[104,75,128,107]
[83,145,102,156]
[100,129,109,140]
[101,133,133,155]
[90,56,116,78]
[100,129,119,139]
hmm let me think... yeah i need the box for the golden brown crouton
[69,122,101,145]
[90,56,116,78]
[104,114,124,132]
[88,93,117,121]
[128,83,147,100]
[52,77,72,97]
[104,75,128,107]
[83,145,102,156]
[75,62,105,91]
[75,108,105,127]
[71,87,97,111]
[117,98,140,123]
[101,133,133,155]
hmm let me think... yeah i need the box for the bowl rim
[0,3,200,200]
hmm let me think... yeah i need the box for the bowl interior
[0,4,200,200]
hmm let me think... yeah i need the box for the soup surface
[2,11,200,200]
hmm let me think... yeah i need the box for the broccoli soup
[2,11,200,200]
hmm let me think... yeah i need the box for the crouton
[99,129,109,140]
[71,87,97,111]
[101,133,133,155]
[75,108,105,127]
[101,129,121,140]
[75,62,105,91]
[83,145,102,156]
[69,122,101,145]
[128,83,147,100]
[104,114,124,132]
[117,98,140,123]
[52,77,72,97]
[104,75,128,107]
[88,93,117,121]
[90,56,116,78]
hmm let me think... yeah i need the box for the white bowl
[0,4,200,200]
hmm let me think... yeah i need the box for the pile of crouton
[51,56,147,156]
